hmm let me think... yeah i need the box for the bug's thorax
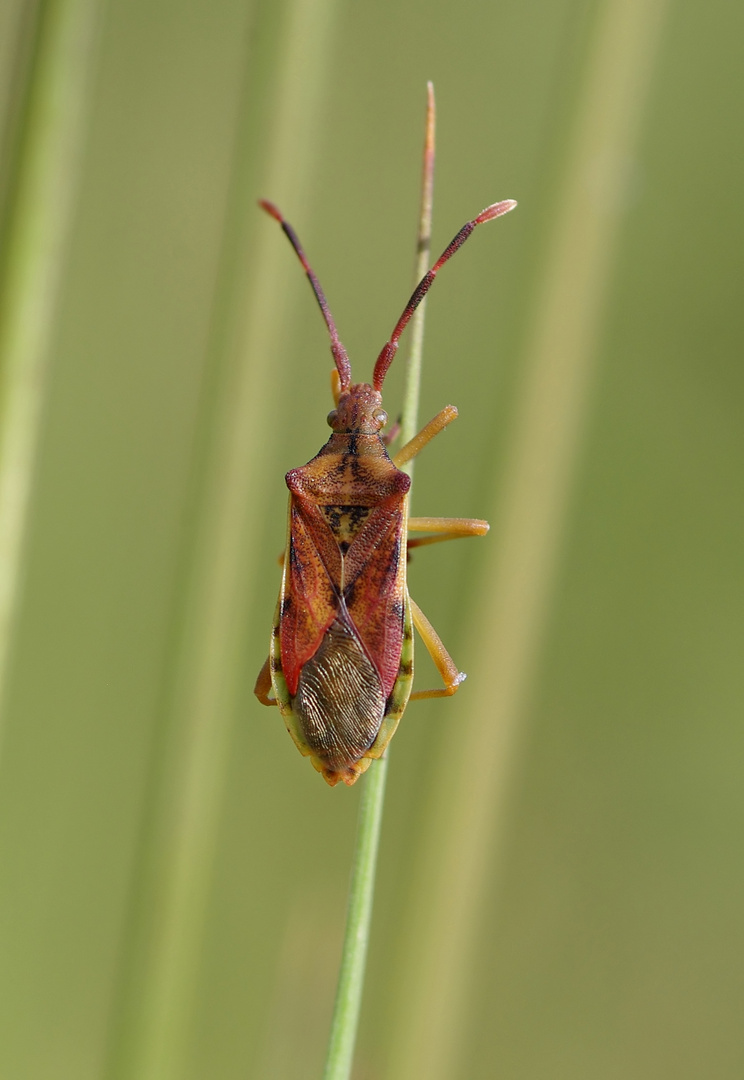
[286,381,410,505]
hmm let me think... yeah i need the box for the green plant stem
[321,83,436,1080]
[322,754,388,1080]
[400,80,435,456]
[0,0,100,745]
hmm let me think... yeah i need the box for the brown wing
[293,616,386,777]
[280,496,341,696]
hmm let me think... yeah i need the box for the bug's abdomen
[293,617,385,771]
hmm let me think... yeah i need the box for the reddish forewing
[280,499,339,696]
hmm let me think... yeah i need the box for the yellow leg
[330,368,341,406]
[407,515,489,549]
[254,656,277,706]
[408,597,466,700]
[393,405,458,468]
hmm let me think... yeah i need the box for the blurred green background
[0,0,742,1077]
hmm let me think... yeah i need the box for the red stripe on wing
[280,498,341,695]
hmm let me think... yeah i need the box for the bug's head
[327,383,388,435]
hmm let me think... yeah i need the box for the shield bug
[254,194,516,785]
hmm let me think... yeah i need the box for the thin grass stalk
[322,754,389,1080]
[104,2,343,1078]
[400,80,435,456]
[321,85,436,1080]
[0,0,100,750]
[386,2,671,1077]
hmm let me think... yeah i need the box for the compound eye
[373,409,388,429]
[327,409,338,428]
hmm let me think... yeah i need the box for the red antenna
[259,200,353,390]
[372,199,517,391]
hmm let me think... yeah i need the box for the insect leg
[408,596,467,700]
[407,516,489,549]
[254,656,277,706]
[381,417,401,447]
[392,405,458,468]
[330,368,341,406]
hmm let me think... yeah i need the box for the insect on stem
[255,115,517,788]
[258,86,517,1080]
